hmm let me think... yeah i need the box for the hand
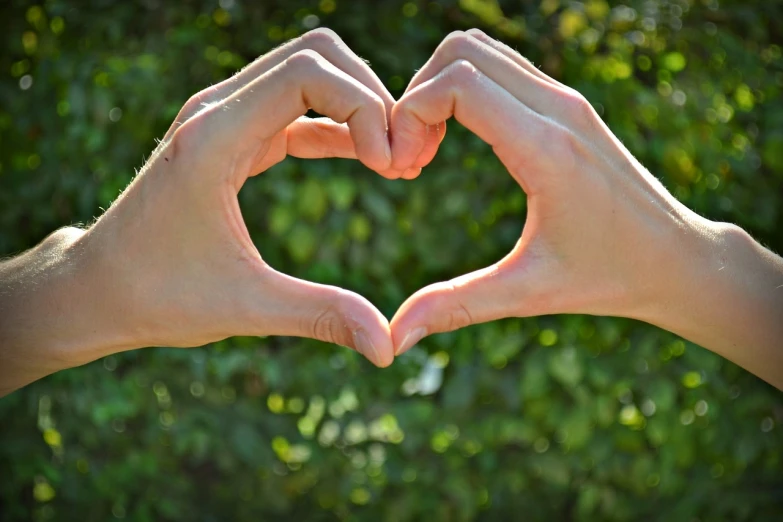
[388,30,783,388]
[390,28,693,347]
[92,29,417,366]
[1,28,417,394]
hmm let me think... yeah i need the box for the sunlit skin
[389,30,783,390]
[1,29,782,397]
[0,29,434,395]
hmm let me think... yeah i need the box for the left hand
[0,29,416,393]
[89,29,408,365]
[388,30,718,356]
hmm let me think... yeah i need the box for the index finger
[390,59,556,192]
[165,28,395,142]
[178,49,393,178]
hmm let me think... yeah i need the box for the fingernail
[384,133,392,163]
[353,329,380,366]
[403,167,421,179]
[396,327,427,355]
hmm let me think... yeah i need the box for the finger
[180,49,392,176]
[403,31,570,124]
[286,117,357,159]
[411,121,448,171]
[401,167,423,180]
[389,59,581,351]
[390,59,557,193]
[287,117,413,179]
[463,29,566,89]
[388,117,446,177]
[165,28,395,142]
[390,261,525,356]
[460,29,618,163]
[258,268,394,367]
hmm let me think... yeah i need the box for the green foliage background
[1,0,782,520]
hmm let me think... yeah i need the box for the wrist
[3,227,141,373]
[0,227,133,394]
[624,206,724,327]
[631,211,783,386]
[63,225,149,363]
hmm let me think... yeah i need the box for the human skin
[1,29,781,397]
[389,30,783,390]
[0,28,437,396]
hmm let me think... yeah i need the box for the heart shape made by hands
[87,28,683,373]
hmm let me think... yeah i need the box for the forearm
[639,217,783,389]
[0,227,137,396]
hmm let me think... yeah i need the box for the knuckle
[440,31,473,57]
[170,114,208,157]
[341,88,384,123]
[286,48,326,71]
[545,125,582,167]
[465,28,487,38]
[446,281,474,331]
[425,284,473,333]
[445,59,481,89]
[301,27,341,47]
[311,306,342,346]
[446,303,473,332]
[362,89,386,112]
[562,90,595,122]
[310,290,359,346]
[180,94,204,118]
[171,88,218,132]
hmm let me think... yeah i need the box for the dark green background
[1,0,782,520]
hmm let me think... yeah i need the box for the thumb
[390,263,526,356]
[258,269,394,367]
[287,116,414,180]
[286,116,359,160]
